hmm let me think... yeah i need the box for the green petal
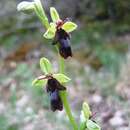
[86,120,101,130]
[32,78,47,87]
[43,23,56,39]
[40,57,52,74]
[50,7,60,22]
[53,73,71,84]
[83,102,92,119]
[62,21,77,33]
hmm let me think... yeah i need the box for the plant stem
[59,91,78,130]
[55,45,65,74]
[34,0,50,29]
[59,56,65,74]
[57,47,78,130]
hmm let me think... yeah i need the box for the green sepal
[40,57,52,74]
[53,73,71,84]
[50,7,60,22]
[43,23,56,39]
[32,78,47,87]
[62,21,77,33]
[86,120,101,130]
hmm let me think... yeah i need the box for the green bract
[86,120,101,130]
[17,1,35,12]
[62,21,77,33]
[40,57,52,74]
[53,73,71,83]
[80,110,87,123]
[79,110,87,130]
[50,7,60,22]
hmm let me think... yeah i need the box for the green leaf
[62,21,77,33]
[83,102,92,119]
[40,57,52,74]
[17,1,35,12]
[53,73,71,83]
[32,78,47,87]
[86,120,101,130]
[43,23,56,39]
[50,7,60,22]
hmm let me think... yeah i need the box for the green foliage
[0,115,8,130]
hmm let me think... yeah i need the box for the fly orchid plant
[17,0,101,130]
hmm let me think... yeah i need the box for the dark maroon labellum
[46,78,66,111]
[50,89,63,111]
[53,28,72,59]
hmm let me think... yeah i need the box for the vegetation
[0,0,130,130]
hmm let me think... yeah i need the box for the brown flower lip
[46,77,66,111]
[53,28,72,59]
[50,89,63,111]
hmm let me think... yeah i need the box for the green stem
[57,48,78,130]
[34,0,50,29]
[59,56,65,74]
[79,122,86,130]
[55,45,65,74]
[59,91,78,130]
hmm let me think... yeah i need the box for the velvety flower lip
[46,77,66,111]
[53,28,72,59]
[50,89,63,111]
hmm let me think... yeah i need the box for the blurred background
[0,0,130,130]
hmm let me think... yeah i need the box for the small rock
[118,126,130,130]
[16,95,29,108]
[102,111,114,123]
[115,110,124,117]
[23,124,34,130]
[26,107,34,114]
[91,94,102,104]
[109,116,125,127]
[116,82,130,99]
[0,102,5,114]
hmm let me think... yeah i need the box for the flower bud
[17,1,35,13]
